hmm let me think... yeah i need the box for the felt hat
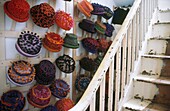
[55,10,74,30]
[91,3,105,15]
[7,60,35,86]
[79,19,96,33]
[82,37,99,54]
[95,21,106,34]
[49,79,70,99]
[97,38,110,52]
[63,33,79,49]
[102,6,114,20]
[77,0,93,17]
[4,0,30,22]
[30,3,55,28]
[1,90,25,111]
[55,54,75,73]
[40,105,58,111]
[35,60,56,85]
[103,23,115,37]
[27,85,51,108]
[55,98,74,111]
[15,31,42,57]
[42,32,64,52]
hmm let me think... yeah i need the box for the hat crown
[11,0,30,11]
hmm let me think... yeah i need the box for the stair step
[149,36,170,40]
[158,10,170,23]
[142,54,170,59]
[123,99,151,111]
[144,103,170,111]
[134,75,170,85]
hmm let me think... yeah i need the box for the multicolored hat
[102,6,114,20]
[15,31,42,57]
[79,57,97,72]
[82,37,99,53]
[55,55,75,73]
[42,32,64,52]
[103,23,115,37]
[1,90,25,111]
[49,79,70,99]
[55,98,74,111]
[75,75,91,92]
[55,10,74,30]
[97,38,109,52]
[77,0,94,17]
[27,85,51,108]
[30,3,55,28]
[35,60,56,85]
[7,60,35,86]
[95,21,106,34]
[40,105,58,111]
[63,33,79,49]
[79,19,96,33]
[91,3,105,15]
[4,0,30,22]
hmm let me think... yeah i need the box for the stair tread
[142,54,170,59]
[144,103,170,111]
[134,75,170,85]
[123,99,151,111]
[149,36,170,40]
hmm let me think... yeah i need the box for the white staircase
[123,1,170,111]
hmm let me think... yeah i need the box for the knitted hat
[82,37,99,54]
[15,31,42,57]
[77,0,93,17]
[27,85,51,108]
[30,3,55,28]
[79,19,96,33]
[79,57,97,72]
[95,21,106,34]
[1,90,25,111]
[49,79,70,99]
[35,60,56,85]
[55,10,74,30]
[55,98,74,111]
[103,23,115,37]
[55,55,75,73]
[91,3,105,15]
[40,105,58,111]
[97,38,109,52]
[75,75,91,92]
[102,6,114,20]
[42,32,64,52]
[4,0,30,22]
[7,60,35,86]
[63,33,79,49]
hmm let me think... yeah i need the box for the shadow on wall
[114,0,134,6]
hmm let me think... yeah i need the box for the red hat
[55,98,74,111]
[4,0,30,22]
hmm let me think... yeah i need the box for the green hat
[63,33,79,49]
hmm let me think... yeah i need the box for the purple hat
[49,79,70,99]
[40,105,58,111]
[102,6,114,20]
[91,3,105,15]
[104,23,115,37]
[79,19,96,33]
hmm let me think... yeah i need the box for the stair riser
[161,59,170,77]
[152,24,170,37]
[158,11,170,23]
[158,0,170,11]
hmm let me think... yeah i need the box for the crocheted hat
[30,3,55,28]
[4,0,30,22]
[91,3,105,15]
[42,32,64,52]
[79,19,96,33]
[82,37,99,53]
[27,85,51,108]
[55,98,74,111]
[95,21,106,34]
[55,10,74,30]
[55,55,75,73]
[103,23,115,37]
[75,75,91,92]
[35,60,56,85]
[40,105,58,111]
[102,6,114,20]
[63,33,79,49]
[97,38,109,52]
[77,0,93,17]
[7,60,35,86]
[49,79,70,99]
[1,90,25,111]
[79,57,97,72]
[15,31,42,57]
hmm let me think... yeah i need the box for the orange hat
[77,0,93,17]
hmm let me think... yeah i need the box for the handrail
[69,0,158,110]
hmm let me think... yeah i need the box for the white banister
[69,0,158,110]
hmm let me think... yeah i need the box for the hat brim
[77,3,91,17]
[4,1,29,22]
[79,22,96,33]
[63,43,79,49]
[42,39,62,52]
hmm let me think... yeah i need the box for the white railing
[69,0,158,111]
